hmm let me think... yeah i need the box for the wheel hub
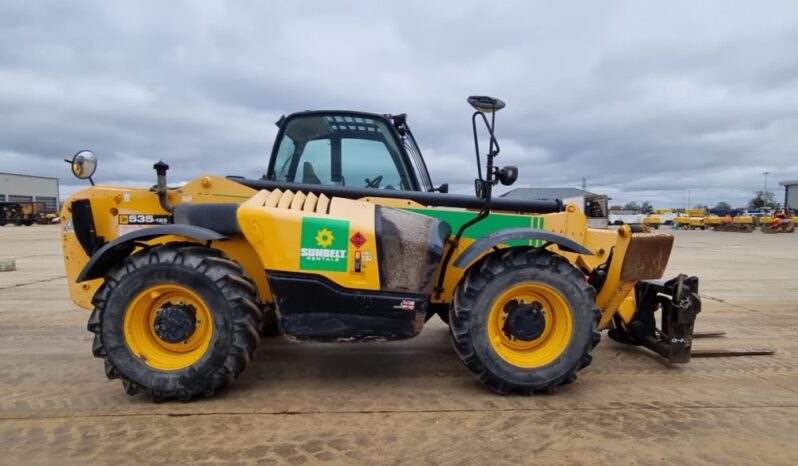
[153,302,198,344]
[502,300,546,341]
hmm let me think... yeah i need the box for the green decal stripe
[404,208,530,240]
[404,208,545,247]
[531,216,546,247]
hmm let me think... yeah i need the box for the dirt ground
[1,225,796,465]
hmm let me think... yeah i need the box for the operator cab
[265,111,439,192]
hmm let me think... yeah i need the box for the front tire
[450,249,600,394]
[88,244,261,402]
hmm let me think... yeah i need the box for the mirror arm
[437,96,506,299]
[471,111,484,181]
[489,108,500,157]
[433,183,493,299]
[472,111,501,185]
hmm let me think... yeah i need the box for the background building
[502,187,609,228]
[780,180,798,212]
[0,172,60,213]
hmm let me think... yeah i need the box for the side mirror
[66,150,97,180]
[498,166,518,186]
[437,183,449,194]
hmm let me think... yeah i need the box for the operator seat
[302,162,322,184]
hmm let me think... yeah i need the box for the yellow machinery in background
[704,216,722,228]
[760,214,796,234]
[676,209,706,230]
[642,215,661,229]
[0,201,52,226]
[713,216,755,232]
[672,215,691,230]
[687,217,705,230]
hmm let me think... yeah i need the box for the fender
[76,225,227,282]
[453,227,593,268]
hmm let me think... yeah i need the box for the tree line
[610,190,780,213]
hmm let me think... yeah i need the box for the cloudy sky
[1,0,797,208]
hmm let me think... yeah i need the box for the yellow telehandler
[61,96,709,401]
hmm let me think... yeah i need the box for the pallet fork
[609,275,775,361]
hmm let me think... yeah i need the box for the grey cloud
[1,0,796,207]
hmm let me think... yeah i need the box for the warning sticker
[350,231,367,249]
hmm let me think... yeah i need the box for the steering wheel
[365,175,383,189]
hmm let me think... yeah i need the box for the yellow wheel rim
[487,283,573,368]
[123,284,213,371]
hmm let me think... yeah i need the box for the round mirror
[70,150,97,179]
[498,166,518,186]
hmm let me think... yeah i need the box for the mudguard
[76,225,226,282]
[453,227,593,268]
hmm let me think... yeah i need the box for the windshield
[269,113,418,190]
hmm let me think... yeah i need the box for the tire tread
[449,248,601,395]
[87,243,261,402]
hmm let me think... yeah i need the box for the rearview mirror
[68,150,97,180]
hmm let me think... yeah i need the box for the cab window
[341,138,404,189]
[270,114,416,190]
[295,140,333,184]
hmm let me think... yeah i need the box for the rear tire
[88,243,261,402]
[450,248,600,394]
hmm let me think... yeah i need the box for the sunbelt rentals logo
[299,217,350,271]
